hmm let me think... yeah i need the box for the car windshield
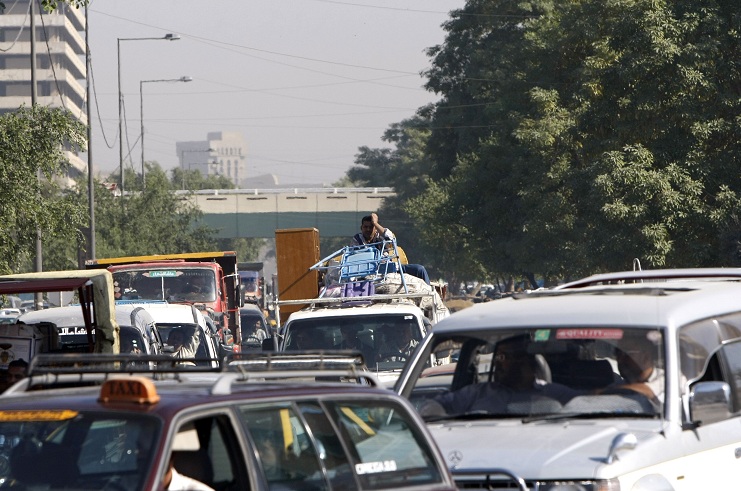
[409,327,665,421]
[0,411,160,490]
[112,269,217,303]
[284,314,422,371]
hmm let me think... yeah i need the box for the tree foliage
[0,106,87,274]
[168,166,236,191]
[92,164,217,258]
[44,163,263,269]
[353,0,741,283]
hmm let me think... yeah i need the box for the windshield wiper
[522,411,659,423]
[424,410,516,423]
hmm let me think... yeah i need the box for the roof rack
[216,351,380,393]
[556,268,741,289]
[225,350,365,371]
[27,353,221,376]
[8,352,381,395]
[277,291,433,307]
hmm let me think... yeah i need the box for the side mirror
[689,381,732,426]
[223,329,234,345]
[262,338,274,352]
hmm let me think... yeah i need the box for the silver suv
[395,269,741,490]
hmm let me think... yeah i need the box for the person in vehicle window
[180,275,215,302]
[163,454,214,491]
[242,318,268,346]
[337,324,374,363]
[6,358,28,386]
[422,335,579,416]
[350,213,431,285]
[603,334,664,404]
[167,327,200,365]
[374,323,419,362]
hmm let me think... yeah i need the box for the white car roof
[286,302,425,323]
[18,304,154,329]
[138,302,205,326]
[433,280,741,334]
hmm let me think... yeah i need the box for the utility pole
[85,5,95,260]
[30,0,44,309]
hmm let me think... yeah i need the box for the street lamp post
[140,76,192,186]
[117,33,180,195]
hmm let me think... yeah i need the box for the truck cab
[86,252,242,353]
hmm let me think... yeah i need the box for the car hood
[427,418,665,480]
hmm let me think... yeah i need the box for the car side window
[239,403,328,491]
[297,402,356,489]
[679,312,741,388]
[323,400,443,490]
[714,339,741,413]
[167,415,247,491]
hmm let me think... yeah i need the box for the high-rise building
[0,1,87,183]
[176,131,247,187]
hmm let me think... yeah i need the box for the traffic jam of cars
[3,242,741,490]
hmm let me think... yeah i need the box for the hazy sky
[86,1,463,186]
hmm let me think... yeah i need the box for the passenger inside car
[600,333,664,404]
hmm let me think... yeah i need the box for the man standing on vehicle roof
[350,213,431,285]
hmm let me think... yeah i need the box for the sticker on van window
[148,270,179,278]
[556,328,623,340]
[355,460,397,474]
[59,327,89,336]
[533,330,551,341]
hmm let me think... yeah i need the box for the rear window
[0,411,160,490]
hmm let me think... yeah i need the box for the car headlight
[536,480,620,491]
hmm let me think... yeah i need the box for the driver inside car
[421,334,580,417]
[374,322,419,363]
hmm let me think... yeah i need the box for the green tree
[169,166,236,191]
[216,237,266,264]
[94,164,217,258]
[0,106,87,274]
[405,0,741,282]
[0,0,88,14]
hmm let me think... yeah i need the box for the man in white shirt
[350,213,430,284]
[611,334,664,404]
[163,456,214,491]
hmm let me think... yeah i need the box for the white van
[279,301,431,386]
[395,269,741,490]
[15,304,164,357]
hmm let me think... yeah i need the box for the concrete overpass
[181,187,394,239]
